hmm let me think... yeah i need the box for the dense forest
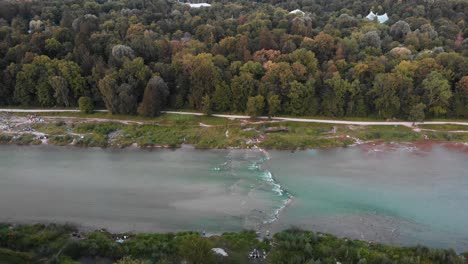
[0,0,467,120]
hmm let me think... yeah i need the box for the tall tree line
[0,0,466,119]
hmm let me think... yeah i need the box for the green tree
[212,82,232,112]
[246,95,265,118]
[268,94,281,117]
[56,60,86,99]
[408,103,426,122]
[14,56,85,107]
[14,55,54,106]
[49,76,70,106]
[186,53,222,110]
[202,95,212,116]
[98,74,118,113]
[453,76,468,117]
[390,20,411,41]
[421,71,452,116]
[286,80,316,116]
[260,62,295,99]
[370,73,401,119]
[98,58,150,114]
[322,74,355,117]
[116,256,140,264]
[137,76,169,117]
[45,38,62,56]
[178,234,215,264]
[231,73,257,112]
[363,31,381,49]
[78,96,94,114]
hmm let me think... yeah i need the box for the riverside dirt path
[1,108,468,127]
[163,111,468,128]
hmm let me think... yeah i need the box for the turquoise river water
[0,143,466,251]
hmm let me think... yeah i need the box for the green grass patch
[124,125,187,148]
[353,125,422,141]
[73,122,122,135]
[260,134,344,149]
[418,124,468,131]
[427,132,468,142]
[31,121,69,135]
[274,114,384,121]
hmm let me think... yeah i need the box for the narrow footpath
[0,108,467,127]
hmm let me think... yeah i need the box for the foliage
[274,229,467,264]
[409,103,426,122]
[421,71,452,116]
[48,135,74,146]
[177,234,215,264]
[268,94,281,117]
[137,76,169,117]
[0,0,465,120]
[78,96,94,114]
[202,95,212,116]
[11,134,41,145]
[4,111,467,149]
[0,133,13,144]
[246,95,265,118]
[1,224,466,264]
[0,247,34,263]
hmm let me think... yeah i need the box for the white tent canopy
[377,13,389,23]
[289,9,305,15]
[366,11,389,23]
[186,3,211,8]
[366,11,376,21]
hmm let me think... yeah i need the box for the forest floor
[0,110,467,149]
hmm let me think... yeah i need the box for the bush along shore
[0,224,467,264]
[0,113,467,150]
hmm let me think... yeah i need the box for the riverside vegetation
[0,113,467,149]
[0,224,467,264]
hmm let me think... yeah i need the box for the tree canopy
[0,0,466,120]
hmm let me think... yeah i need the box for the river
[0,143,467,251]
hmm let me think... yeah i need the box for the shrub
[78,97,94,114]
[0,248,34,263]
[74,134,108,148]
[13,134,41,145]
[0,134,13,144]
[48,135,74,146]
